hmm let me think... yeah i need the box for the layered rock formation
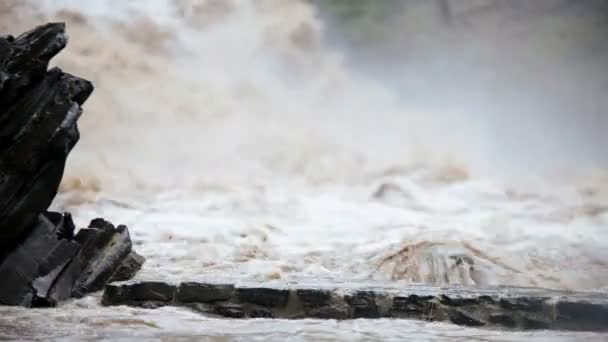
[103,281,608,332]
[0,23,143,307]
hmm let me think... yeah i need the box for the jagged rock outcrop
[103,281,608,332]
[0,23,89,245]
[0,23,144,307]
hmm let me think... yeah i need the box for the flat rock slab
[102,281,608,332]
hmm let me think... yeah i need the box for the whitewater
[0,0,607,340]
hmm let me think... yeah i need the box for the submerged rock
[102,281,608,332]
[0,23,144,306]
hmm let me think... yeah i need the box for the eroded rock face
[0,215,145,307]
[0,23,92,245]
[102,281,608,332]
[0,213,79,306]
[0,23,144,306]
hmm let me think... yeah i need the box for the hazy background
[2,0,607,183]
[316,0,608,173]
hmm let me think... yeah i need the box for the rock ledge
[103,281,608,331]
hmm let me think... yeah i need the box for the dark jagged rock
[307,306,350,319]
[69,221,135,297]
[521,316,552,330]
[0,24,93,244]
[500,297,545,312]
[555,301,608,331]
[0,213,143,306]
[0,214,79,306]
[102,281,608,332]
[0,23,144,307]
[249,308,274,318]
[297,289,332,308]
[177,283,234,303]
[236,287,290,308]
[215,303,245,318]
[345,291,380,318]
[447,309,485,327]
[108,251,145,283]
[45,211,76,240]
[102,282,175,307]
[488,313,517,328]
[392,294,434,316]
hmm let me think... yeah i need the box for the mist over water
[1,0,608,340]
[5,0,607,188]
[2,0,605,288]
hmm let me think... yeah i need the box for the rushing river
[1,0,607,340]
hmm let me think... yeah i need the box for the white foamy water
[1,0,608,340]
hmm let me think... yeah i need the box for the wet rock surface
[177,283,234,303]
[236,287,290,308]
[102,281,608,332]
[0,23,144,307]
[345,291,380,318]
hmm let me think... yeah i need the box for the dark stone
[448,309,486,327]
[0,24,93,245]
[249,308,274,318]
[500,297,546,312]
[215,303,246,318]
[45,211,75,240]
[440,294,495,307]
[488,313,517,328]
[88,218,115,231]
[99,281,608,332]
[30,295,56,308]
[122,282,175,302]
[0,23,143,307]
[138,301,169,309]
[297,289,332,307]
[70,224,135,297]
[49,220,140,302]
[555,301,608,331]
[184,302,213,314]
[392,295,434,316]
[177,283,234,303]
[237,287,290,308]
[108,251,145,283]
[521,317,551,330]
[102,282,175,306]
[101,284,130,306]
[345,291,380,318]
[0,23,69,108]
[307,306,350,320]
[0,215,79,306]
[48,258,79,303]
